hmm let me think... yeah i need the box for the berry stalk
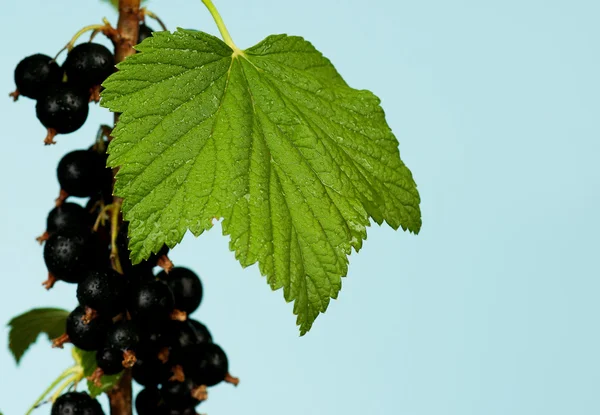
[107,0,141,414]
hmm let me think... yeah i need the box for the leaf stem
[201,0,241,53]
[25,366,80,415]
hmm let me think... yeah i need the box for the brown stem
[157,254,174,273]
[108,1,140,414]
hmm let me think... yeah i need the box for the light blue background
[1,0,599,414]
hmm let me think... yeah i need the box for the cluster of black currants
[40,142,236,414]
[25,23,237,415]
[11,23,153,145]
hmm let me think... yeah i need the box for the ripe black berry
[14,54,62,99]
[185,343,229,387]
[158,267,203,314]
[139,324,168,353]
[162,379,199,410]
[188,319,213,344]
[66,306,109,351]
[96,347,124,375]
[57,150,107,197]
[138,24,154,44]
[77,268,126,317]
[46,202,90,235]
[64,43,114,88]
[43,230,94,283]
[51,391,104,415]
[106,321,141,351]
[36,84,89,134]
[165,321,199,364]
[136,387,164,415]
[133,351,171,386]
[130,280,175,321]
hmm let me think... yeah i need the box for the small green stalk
[25,366,81,415]
[201,0,243,55]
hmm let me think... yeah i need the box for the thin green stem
[25,366,80,415]
[49,374,80,403]
[201,0,241,53]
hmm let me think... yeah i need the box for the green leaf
[101,30,421,334]
[73,348,122,398]
[7,308,69,364]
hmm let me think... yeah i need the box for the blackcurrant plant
[6,0,421,414]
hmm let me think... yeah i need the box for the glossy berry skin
[132,351,171,386]
[117,223,157,275]
[131,280,175,321]
[51,391,104,415]
[106,321,141,352]
[36,85,89,134]
[14,54,62,99]
[136,387,163,415]
[57,150,106,197]
[185,343,229,387]
[137,24,154,44]
[43,231,94,283]
[64,43,114,88]
[139,324,168,353]
[162,379,199,410]
[77,269,126,317]
[66,306,109,351]
[46,202,90,235]
[96,347,124,375]
[165,321,201,364]
[188,319,213,344]
[158,267,203,314]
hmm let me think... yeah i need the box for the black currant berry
[185,343,229,387]
[77,268,126,317]
[66,306,109,351]
[64,43,114,88]
[106,321,141,351]
[46,202,90,235]
[57,150,107,197]
[139,324,168,353]
[43,230,94,283]
[51,391,104,415]
[165,321,200,364]
[138,24,154,44]
[158,267,203,314]
[14,54,62,99]
[36,84,89,134]
[136,387,164,415]
[188,319,213,344]
[133,351,171,387]
[130,280,175,321]
[96,347,124,375]
[162,379,199,410]
[116,223,155,275]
